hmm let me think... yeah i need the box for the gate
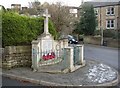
[62,48,69,69]
[73,46,80,65]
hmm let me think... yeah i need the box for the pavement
[84,44,118,50]
[2,60,119,87]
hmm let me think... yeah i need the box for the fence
[62,44,84,72]
[32,48,64,67]
[73,45,81,65]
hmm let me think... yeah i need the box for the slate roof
[83,1,120,7]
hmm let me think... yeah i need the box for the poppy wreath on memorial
[42,52,55,60]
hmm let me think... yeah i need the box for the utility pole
[99,7,103,46]
[117,16,119,40]
[101,28,103,46]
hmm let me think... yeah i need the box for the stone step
[37,60,86,74]
[38,60,66,73]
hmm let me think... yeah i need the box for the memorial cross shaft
[43,9,51,34]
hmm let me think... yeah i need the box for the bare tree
[28,0,43,15]
[28,1,77,35]
[28,0,41,8]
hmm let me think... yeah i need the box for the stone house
[80,2,120,30]
[11,4,21,12]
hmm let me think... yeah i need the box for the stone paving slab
[2,60,119,86]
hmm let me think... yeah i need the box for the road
[84,44,119,72]
[2,76,39,86]
[84,44,120,87]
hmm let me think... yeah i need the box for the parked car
[68,35,78,44]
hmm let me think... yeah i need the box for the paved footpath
[2,60,119,87]
[84,44,118,50]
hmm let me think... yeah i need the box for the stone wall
[106,38,119,48]
[84,36,119,48]
[2,46,32,69]
[84,36,101,45]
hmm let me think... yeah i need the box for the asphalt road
[84,44,119,72]
[2,76,39,86]
[84,44,120,87]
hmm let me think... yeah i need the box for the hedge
[2,12,58,47]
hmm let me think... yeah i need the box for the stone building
[11,4,21,12]
[79,2,120,30]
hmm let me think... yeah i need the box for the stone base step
[39,58,62,66]
[38,60,65,73]
[37,60,86,74]
[38,69,62,73]
[71,60,86,72]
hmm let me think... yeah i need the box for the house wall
[118,5,120,30]
[78,4,120,30]
[95,5,119,30]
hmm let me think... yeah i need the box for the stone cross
[43,9,51,34]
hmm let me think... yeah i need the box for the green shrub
[94,30,101,36]
[2,12,57,47]
[49,19,58,39]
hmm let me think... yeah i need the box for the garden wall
[84,36,119,48]
[2,46,32,69]
[84,36,101,45]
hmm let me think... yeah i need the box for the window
[106,8,110,15]
[95,9,98,16]
[106,7,115,15]
[111,7,114,14]
[106,20,115,29]
[75,14,78,17]
[111,20,114,27]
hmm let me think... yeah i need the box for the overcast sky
[0,0,90,8]
[0,0,119,8]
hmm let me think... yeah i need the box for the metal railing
[32,49,64,61]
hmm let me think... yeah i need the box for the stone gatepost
[31,40,40,71]
[64,47,74,72]
[63,38,68,48]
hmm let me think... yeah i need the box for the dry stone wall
[2,46,32,69]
